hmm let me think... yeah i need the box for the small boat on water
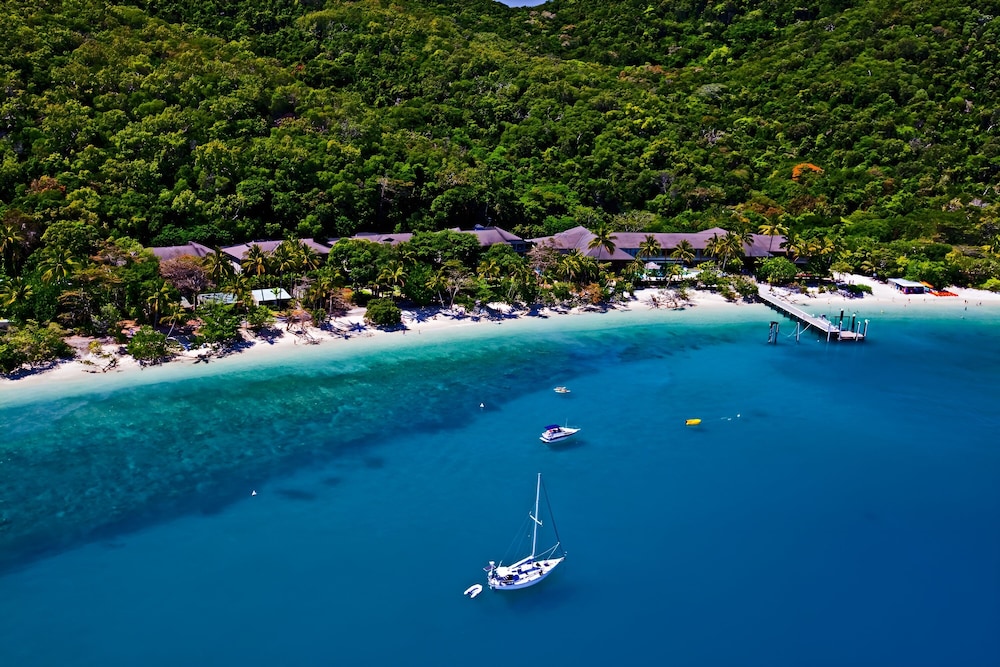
[463,584,483,599]
[540,424,580,443]
[554,386,571,394]
[685,418,701,426]
[486,473,566,591]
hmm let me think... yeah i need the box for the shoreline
[3,275,999,396]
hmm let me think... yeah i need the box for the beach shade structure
[251,288,292,307]
[196,292,237,306]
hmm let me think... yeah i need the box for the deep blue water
[1,304,998,666]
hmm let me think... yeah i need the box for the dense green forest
[2,0,1000,370]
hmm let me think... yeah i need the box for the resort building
[220,239,333,262]
[887,278,926,294]
[529,226,788,270]
[529,226,635,264]
[455,225,530,254]
[195,292,238,306]
[250,288,292,307]
[349,232,414,245]
[149,241,216,262]
[347,226,528,253]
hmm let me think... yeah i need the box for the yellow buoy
[685,419,701,426]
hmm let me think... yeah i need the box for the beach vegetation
[193,302,243,348]
[756,257,799,285]
[245,305,276,331]
[126,326,171,365]
[0,321,73,375]
[364,298,402,328]
[400,264,437,306]
[981,278,1000,293]
[551,282,573,303]
[841,283,873,296]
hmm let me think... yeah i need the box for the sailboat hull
[487,557,565,591]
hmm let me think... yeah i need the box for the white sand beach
[3,275,999,393]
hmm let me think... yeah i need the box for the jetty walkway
[756,286,867,342]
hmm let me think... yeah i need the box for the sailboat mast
[531,473,541,558]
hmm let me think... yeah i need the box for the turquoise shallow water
[1,304,999,666]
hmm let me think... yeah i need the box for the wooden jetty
[757,287,868,342]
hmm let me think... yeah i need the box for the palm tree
[425,270,449,308]
[39,249,80,285]
[664,262,683,284]
[722,231,748,272]
[298,243,322,273]
[225,273,254,312]
[557,250,586,283]
[145,282,174,326]
[816,236,837,257]
[0,222,26,274]
[271,242,299,298]
[626,256,646,282]
[670,239,696,267]
[397,244,418,267]
[0,276,32,309]
[304,267,348,318]
[757,221,788,254]
[782,234,810,263]
[161,300,187,339]
[638,235,661,260]
[242,244,270,279]
[205,248,235,287]
[578,255,601,284]
[378,261,407,297]
[506,263,536,304]
[477,258,503,286]
[704,233,724,267]
[586,224,618,261]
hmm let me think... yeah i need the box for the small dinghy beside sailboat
[486,473,566,591]
[463,583,483,599]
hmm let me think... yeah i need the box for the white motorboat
[554,386,571,394]
[540,424,580,443]
[463,583,483,599]
[486,473,566,591]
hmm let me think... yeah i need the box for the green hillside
[1,0,999,364]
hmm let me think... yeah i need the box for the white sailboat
[486,473,566,591]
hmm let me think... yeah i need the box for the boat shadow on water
[490,581,580,609]
[542,437,585,452]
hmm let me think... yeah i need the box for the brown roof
[149,241,215,261]
[220,238,333,260]
[531,226,787,258]
[450,226,526,247]
[350,232,415,245]
[528,226,636,262]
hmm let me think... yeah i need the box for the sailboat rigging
[486,473,566,591]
